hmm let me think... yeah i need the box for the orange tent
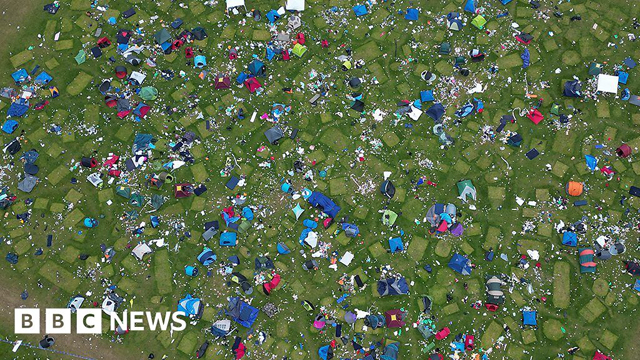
[566,181,583,196]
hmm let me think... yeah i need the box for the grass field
[0,0,639,359]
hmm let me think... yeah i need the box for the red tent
[115,66,127,79]
[97,37,112,48]
[215,76,231,90]
[296,33,305,45]
[437,221,449,233]
[105,95,117,108]
[229,48,238,60]
[232,337,246,359]
[171,39,184,50]
[593,351,611,360]
[185,47,194,59]
[244,78,262,93]
[435,327,450,340]
[282,50,290,61]
[384,309,405,328]
[174,183,193,198]
[527,109,544,124]
[262,274,281,295]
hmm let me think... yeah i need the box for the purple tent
[450,223,464,236]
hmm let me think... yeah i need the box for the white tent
[226,0,246,10]
[285,0,305,11]
[132,243,153,261]
[597,74,619,94]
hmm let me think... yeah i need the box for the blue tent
[248,60,265,77]
[8,99,29,117]
[389,237,404,253]
[377,277,409,296]
[220,232,237,246]
[585,155,598,171]
[619,71,629,84]
[277,242,290,254]
[380,342,400,360]
[342,223,359,237]
[464,0,477,13]
[353,5,368,17]
[562,232,577,247]
[500,0,512,4]
[318,345,334,360]
[522,310,537,326]
[11,69,29,84]
[425,103,445,122]
[197,247,217,265]
[177,294,203,319]
[448,254,472,275]
[266,10,280,23]
[634,279,640,293]
[307,191,341,218]
[521,49,530,69]
[455,103,475,117]
[266,47,276,61]
[185,266,199,276]
[2,120,18,134]
[194,55,207,68]
[420,90,434,102]
[405,8,419,21]
[226,297,259,328]
[34,71,53,85]
[236,72,248,84]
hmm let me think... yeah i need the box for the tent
[585,155,598,171]
[154,29,171,44]
[132,243,153,260]
[139,86,158,101]
[266,10,280,23]
[486,276,506,305]
[353,5,368,17]
[215,76,231,90]
[364,314,386,329]
[464,0,477,13]
[116,186,131,199]
[192,27,207,40]
[471,15,486,29]
[389,237,404,253]
[564,80,582,97]
[448,254,472,275]
[384,310,405,328]
[425,103,445,122]
[220,232,237,246]
[522,310,537,326]
[292,43,307,57]
[516,32,533,44]
[2,120,18,134]
[264,126,283,145]
[285,0,305,11]
[34,71,52,85]
[617,144,632,158]
[597,74,618,93]
[457,180,476,202]
[566,181,583,196]
[262,273,281,295]
[197,247,217,266]
[342,223,359,237]
[226,0,246,10]
[18,174,38,193]
[527,108,544,124]
[115,66,128,79]
[521,49,530,68]
[129,71,146,85]
[175,183,193,198]
[579,248,597,273]
[382,209,398,227]
[226,297,259,328]
[377,277,409,296]
[11,69,29,84]
[8,98,29,118]
[129,192,144,207]
[116,98,132,118]
[446,12,463,31]
[593,351,612,360]
[248,60,265,77]
[307,191,341,218]
[405,8,419,21]
[318,345,334,360]
[194,55,207,68]
[380,180,395,198]
[177,294,204,319]
[562,232,577,247]
[245,77,262,93]
[381,342,400,360]
[75,49,86,64]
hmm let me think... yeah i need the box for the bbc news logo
[15,309,187,334]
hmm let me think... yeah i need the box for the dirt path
[0,276,135,360]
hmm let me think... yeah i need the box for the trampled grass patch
[66,72,93,96]
[553,261,570,309]
[38,261,80,293]
[154,250,173,295]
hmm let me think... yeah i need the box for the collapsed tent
[448,254,472,275]
[306,191,341,218]
[377,277,409,296]
[226,297,259,328]
[177,294,204,319]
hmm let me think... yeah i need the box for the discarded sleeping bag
[197,247,217,266]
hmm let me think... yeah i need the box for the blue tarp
[425,103,445,122]
[521,48,530,69]
[34,71,53,85]
[562,232,577,247]
[585,155,598,171]
[177,294,203,318]
[11,69,29,84]
[405,8,419,21]
[464,0,477,13]
[353,5,368,17]
[226,297,259,328]
[2,120,18,134]
[389,237,404,253]
[448,254,472,275]
[8,98,29,117]
[523,310,537,326]
[307,191,341,218]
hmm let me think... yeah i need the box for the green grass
[553,261,571,309]
[66,71,93,96]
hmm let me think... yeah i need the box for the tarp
[18,174,38,193]
[464,0,477,13]
[2,120,18,134]
[521,48,530,68]
[226,0,245,9]
[11,69,29,84]
[8,99,29,117]
[405,8,419,21]
[522,311,537,326]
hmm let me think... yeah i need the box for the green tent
[457,180,476,202]
[471,15,487,29]
[292,43,307,57]
[75,50,86,65]
[151,194,165,211]
[116,186,131,199]
[154,28,171,44]
[382,210,398,227]
[140,86,158,101]
[129,192,144,207]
